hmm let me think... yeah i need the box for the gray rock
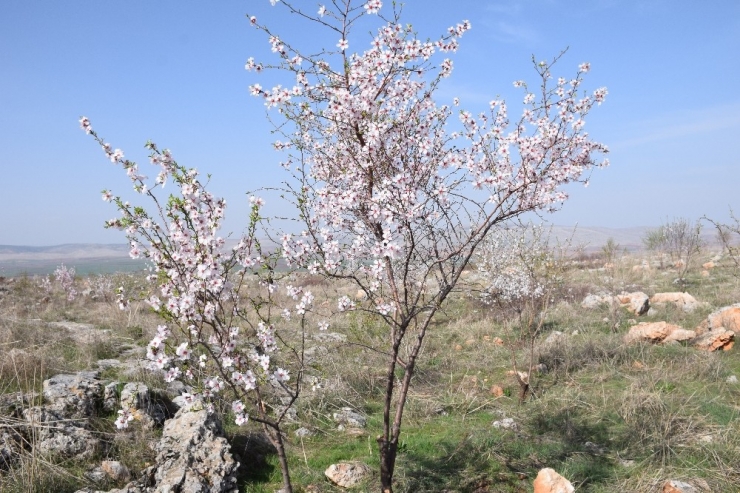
[165,380,188,397]
[294,427,314,438]
[119,383,168,428]
[97,359,122,370]
[332,407,367,428]
[581,293,618,310]
[0,431,21,470]
[493,417,519,431]
[543,331,565,346]
[22,406,102,458]
[85,467,108,483]
[152,407,239,492]
[43,372,104,418]
[0,391,41,418]
[103,382,121,413]
[324,461,371,488]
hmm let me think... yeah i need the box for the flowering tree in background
[80,118,307,492]
[40,264,78,301]
[247,1,608,490]
[474,223,572,402]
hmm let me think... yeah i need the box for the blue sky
[1,0,738,246]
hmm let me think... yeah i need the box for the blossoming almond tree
[247,1,608,490]
[80,118,308,492]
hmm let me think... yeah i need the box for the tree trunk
[377,436,397,493]
[265,423,293,493]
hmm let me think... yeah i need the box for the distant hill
[0,243,130,257]
[0,244,144,277]
[0,225,722,277]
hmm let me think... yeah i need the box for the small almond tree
[247,2,608,490]
[81,119,308,492]
[643,217,703,284]
[705,209,740,278]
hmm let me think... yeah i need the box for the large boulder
[706,303,740,334]
[533,468,574,493]
[617,292,650,316]
[324,461,372,488]
[119,383,169,428]
[691,329,735,351]
[581,293,618,310]
[43,371,104,418]
[151,407,239,492]
[624,322,688,344]
[650,292,700,313]
[22,406,103,458]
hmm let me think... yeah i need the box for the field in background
[0,226,672,277]
[1,239,739,492]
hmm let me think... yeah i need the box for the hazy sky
[1,0,738,246]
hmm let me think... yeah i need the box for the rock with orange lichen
[707,303,740,334]
[533,468,574,493]
[691,329,735,351]
[624,321,682,344]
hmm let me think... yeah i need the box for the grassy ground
[1,251,739,492]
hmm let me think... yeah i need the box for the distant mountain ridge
[0,244,129,256]
[0,225,721,277]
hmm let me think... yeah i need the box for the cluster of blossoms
[246,1,607,316]
[80,118,307,437]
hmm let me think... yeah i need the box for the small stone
[85,467,107,483]
[332,407,367,428]
[490,385,505,397]
[101,460,131,482]
[533,468,574,493]
[493,417,518,431]
[663,479,698,493]
[726,375,738,384]
[543,331,565,346]
[294,427,314,438]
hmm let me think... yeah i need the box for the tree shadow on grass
[229,430,278,487]
[398,406,619,492]
[397,433,529,493]
[524,406,617,488]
